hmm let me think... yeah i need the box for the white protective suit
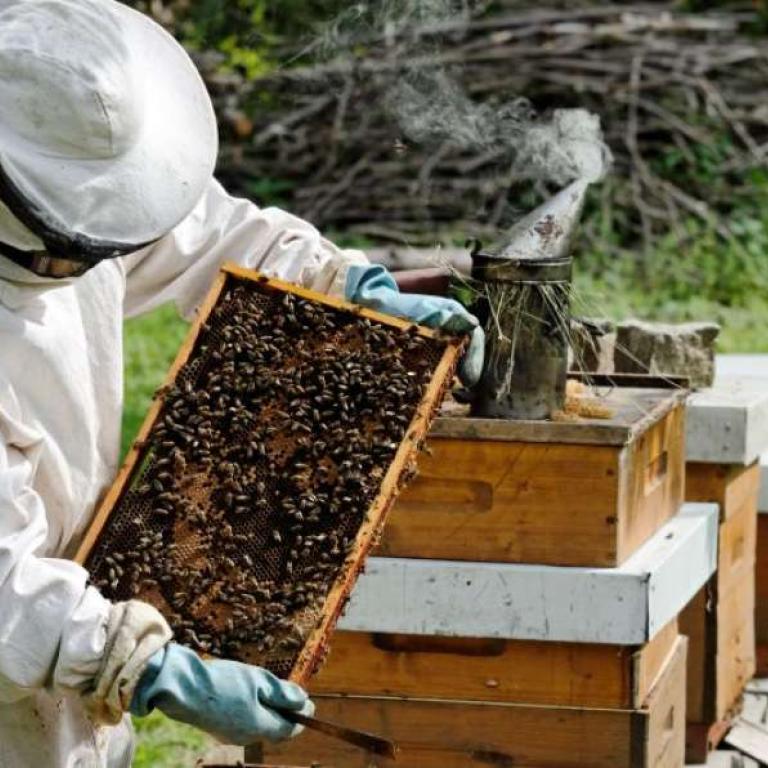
[0,179,366,768]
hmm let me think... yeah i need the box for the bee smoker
[470,180,589,420]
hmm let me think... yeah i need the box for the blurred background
[118,2,768,763]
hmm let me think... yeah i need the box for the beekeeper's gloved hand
[130,643,314,745]
[345,264,485,387]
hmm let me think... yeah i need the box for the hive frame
[76,263,465,684]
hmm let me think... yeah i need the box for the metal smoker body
[471,180,589,420]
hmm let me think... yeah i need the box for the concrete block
[687,379,768,465]
[340,503,718,645]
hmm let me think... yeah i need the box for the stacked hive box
[758,453,768,676]
[683,378,768,762]
[266,385,719,768]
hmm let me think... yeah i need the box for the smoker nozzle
[472,178,590,269]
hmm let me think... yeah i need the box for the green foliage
[574,273,768,354]
[573,165,768,353]
[244,177,297,208]
[133,712,210,768]
[579,217,768,308]
[169,0,350,76]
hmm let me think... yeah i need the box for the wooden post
[756,455,768,675]
[682,462,761,762]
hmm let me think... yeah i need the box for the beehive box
[266,637,688,768]
[76,264,464,683]
[378,377,687,568]
[310,620,679,710]
[681,461,760,762]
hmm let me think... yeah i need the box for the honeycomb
[85,271,458,681]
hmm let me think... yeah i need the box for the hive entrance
[84,268,460,681]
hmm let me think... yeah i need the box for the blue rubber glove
[346,264,485,387]
[131,643,314,745]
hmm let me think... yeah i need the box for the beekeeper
[0,1,484,766]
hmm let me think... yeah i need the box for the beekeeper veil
[0,0,219,279]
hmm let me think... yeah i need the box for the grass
[573,275,768,353]
[132,711,212,768]
[122,304,189,458]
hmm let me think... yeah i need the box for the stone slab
[687,378,768,465]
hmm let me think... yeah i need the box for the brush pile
[196,2,768,253]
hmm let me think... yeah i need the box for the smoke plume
[296,0,611,237]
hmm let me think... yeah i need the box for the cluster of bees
[89,282,438,673]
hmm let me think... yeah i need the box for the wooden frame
[431,384,686,446]
[76,263,465,684]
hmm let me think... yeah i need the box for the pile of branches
[200,2,768,252]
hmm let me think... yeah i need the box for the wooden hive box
[690,366,768,685]
[377,378,687,568]
[681,460,760,762]
[265,637,688,768]
[253,503,714,767]
[308,619,679,710]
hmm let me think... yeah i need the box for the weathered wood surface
[380,401,685,567]
[433,387,686,446]
[340,504,718,645]
[682,460,758,730]
[687,462,761,523]
[715,572,756,723]
[682,571,755,727]
[757,454,768,676]
[312,621,678,709]
[681,571,755,755]
[267,638,687,768]
[685,719,734,766]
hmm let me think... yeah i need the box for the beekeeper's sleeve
[123,179,368,319]
[0,390,171,720]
